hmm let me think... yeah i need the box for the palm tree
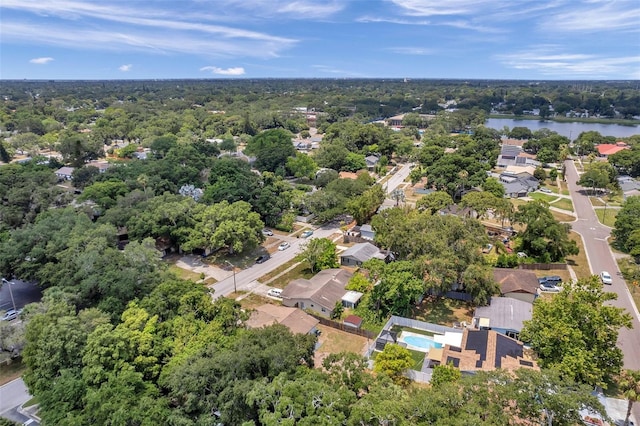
[619,369,640,426]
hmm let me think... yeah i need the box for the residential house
[499,169,539,198]
[472,296,532,340]
[427,328,538,372]
[365,155,380,171]
[340,242,389,267]
[87,160,111,173]
[343,224,375,243]
[246,304,319,335]
[281,269,362,317]
[493,268,540,304]
[618,175,640,198]
[55,166,75,181]
[439,204,475,218]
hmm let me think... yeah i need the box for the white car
[278,242,290,251]
[267,288,283,298]
[1,308,22,321]
[600,271,613,285]
[539,188,553,194]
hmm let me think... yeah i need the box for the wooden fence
[518,263,568,270]
[309,314,376,339]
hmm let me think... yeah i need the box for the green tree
[296,237,338,273]
[286,152,318,178]
[461,264,500,306]
[373,344,413,386]
[460,191,500,219]
[245,128,295,173]
[182,201,264,255]
[549,167,558,183]
[520,276,632,387]
[346,184,385,224]
[613,196,640,254]
[79,180,129,210]
[482,177,505,198]
[619,369,640,426]
[515,200,578,262]
[578,162,616,195]
[415,191,453,214]
[533,166,547,181]
[431,363,461,388]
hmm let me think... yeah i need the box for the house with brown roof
[427,328,538,372]
[493,268,539,303]
[246,304,319,335]
[281,269,361,317]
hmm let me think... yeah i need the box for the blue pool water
[402,335,443,351]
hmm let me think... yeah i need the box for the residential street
[209,163,413,299]
[565,160,640,371]
[0,378,37,425]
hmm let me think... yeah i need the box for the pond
[485,118,640,140]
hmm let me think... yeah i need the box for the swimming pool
[399,332,443,352]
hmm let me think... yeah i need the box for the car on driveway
[262,228,274,236]
[278,242,290,251]
[300,230,314,238]
[267,288,283,298]
[255,254,270,264]
[539,282,562,292]
[482,244,493,254]
[538,275,562,286]
[600,271,613,285]
[539,187,553,193]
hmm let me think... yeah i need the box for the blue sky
[1,0,639,80]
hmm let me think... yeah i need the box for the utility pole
[225,261,237,293]
[1,278,17,312]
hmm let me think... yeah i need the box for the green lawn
[551,197,574,212]
[0,358,25,386]
[407,349,426,371]
[258,261,314,287]
[594,208,618,227]
[529,192,558,203]
[412,297,473,326]
[168,264,203,282]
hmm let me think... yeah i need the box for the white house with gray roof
[340,242,389,267]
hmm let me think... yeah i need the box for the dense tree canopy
[521,276,632,387]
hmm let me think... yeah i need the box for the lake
[485,118,640,140]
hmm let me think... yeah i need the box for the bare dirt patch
[313,324,369,367]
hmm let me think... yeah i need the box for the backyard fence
[518,263,568,270]
[384,315,459,335]
[310,314,376,339]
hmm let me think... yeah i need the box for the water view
[486,118,640,140]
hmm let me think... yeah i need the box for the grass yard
[529,192,559,203]
[407,349,426,371]
[168,264,204,282]
[552,210,576,223]
[551,197,574,212]
[412,297,473,327]
[617,258,640,312]
[566,231,592,280]
[594,208,618,227]
[258,261,314,287]
[390,325,435,337]
[0,358,25,386]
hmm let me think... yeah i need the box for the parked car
[300,230,314,238]
[539,283,561,292]
[262,228,274,236]
[517,252,528,258]
[267,288,283,298]
[538,275,562,285]
[600,271,613,285]
[278,242,290,251]
[539,187,553,193]
[255,254,270,264]
[482,244,493,254]
[1,309,22,321]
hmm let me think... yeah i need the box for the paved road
[210,163,413,299]
[0,279,42,314]
[565,160,640,370]
[0,378,36,424]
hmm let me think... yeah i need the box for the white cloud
[540,1,640,33]
[495,46,640,78]
[1,0,298,58]
[386,47,435,55]
[29,56,54,64]
[200,66,246,75]
[389,0,500,17]
[119,64,132,71]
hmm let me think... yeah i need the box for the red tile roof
[597,143,629,156]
